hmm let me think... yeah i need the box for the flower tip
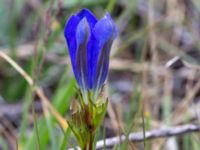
[64,15,80,39]
[104,12,118,38]
[77,8,97,28]
[78,8,92,14]
[76,17,90,45]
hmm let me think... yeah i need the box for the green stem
[89,132,94,150]
[84,132,94,150]
[84,108,94,150]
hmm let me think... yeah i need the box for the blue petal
[90,13,117,91]
[77,8,97,29]
[64,15,81,84]
[76,18,89,45]
[95,40,113,90]
[76,9,98,89]
[75,18,90,90]
[87,35,101,89]
[87,15,114,89]
[93,13,116,45]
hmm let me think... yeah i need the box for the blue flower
[64,9,117,99]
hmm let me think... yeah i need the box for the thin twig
[68,124,200,150]
[96,124,200,149]
[0,51,33,86]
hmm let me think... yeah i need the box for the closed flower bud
[64,9,117,102]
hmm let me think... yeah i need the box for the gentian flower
[64,9,117,101]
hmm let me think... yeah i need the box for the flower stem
[84,105,94,150]
[83,131,94,150]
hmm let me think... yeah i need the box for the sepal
[67,91,108,149]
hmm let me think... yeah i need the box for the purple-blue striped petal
[90,13,117,91]
[75,18,90,90]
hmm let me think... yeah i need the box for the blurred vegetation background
[0,0,200,150]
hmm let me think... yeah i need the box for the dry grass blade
[0,51,33,86]
[0,51,68,130]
